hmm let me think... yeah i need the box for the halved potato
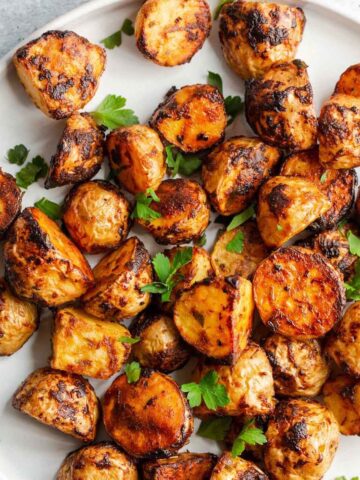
[0,168,22,239]
[143,452,217,480]
[211,452,268,480]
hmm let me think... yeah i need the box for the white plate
[1,0,360,478]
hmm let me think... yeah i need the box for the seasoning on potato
[211,452,269,480]
[142,452,217,480]
[0,168,22,239]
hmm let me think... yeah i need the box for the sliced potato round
[0,168,22,239]
[211,452,269,480]
[142,452,217,480]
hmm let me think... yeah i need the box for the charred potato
[202,136,281,216]
[4,207,94,307]
[0,168,22,238]
[103,370,193,458]
[82,236,153,322]
[135,0,211,67]
[150,85,227,153]
[211,452,268,480]
[143,452,217,480]
[63,180,131,254]
[245,60,317,151]
[264,399,339,480]
[13,30,106,119]
[174,276,254,364]
[13,367,99,441]
[107,125,165,194]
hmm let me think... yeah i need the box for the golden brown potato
[45,113,104,188]
[82,236,153,322]
[174,276,254,364]
[103,370,193,458]
[135,0,211,67]
[253,247,345,340]
[0,168,22,239]
[57,442,138,480]
[4,207,94,307]
[263,334,330,397]
[245,60,317,151]
[13,30,106,119]
[219,1,305,80]
[143,452,217,480]
[51,307,132,379]
[335,63,360,97]
[63,180,131,254]
[211,452,268,480]
[264,399,339,480]
[107,125,165,194]
[0,278,38,356]
[323,375,360,436]
[136,179,210,245]
[150,85,227,153]
[13,367,99,442]
[202,136,281,216]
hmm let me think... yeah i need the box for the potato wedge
[211,452,268,480]
[0,168,22,239]
[143,452,217,480]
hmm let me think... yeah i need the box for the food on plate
[0,168,22,238]
[224,416,268,461]
[210,452,269,479]
[142,452,217,479]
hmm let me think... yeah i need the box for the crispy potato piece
[57,442,138,480]
[202,136,281,216]
[135,0,211,67]
[257,176,331,248]
[323,375,360,436]
[143,452,217,480]
[174,276,254,364]
[63,180,131,254]
[150,85,227,153]
[136,179,210,245]
[335,63,360,97]
[4,207,94,307]
[51,307,132,379]
[253,247,346,340]
[211,452,268,480]
[82,237,152,322]
[219,1,305,80]
[107,125,165,194]
[264,399,339,480]
[103,370,193,458]
[13,367,99,441]
[0,168,22,239]
[211,220,270,279]
[245,60,317,151]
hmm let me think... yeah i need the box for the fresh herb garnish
[195,233,207,247]
[131,188,161,221]
[347,230,360,256]
[338,218,347,235]
[7,144,29,165]
[90,94,139,130]
[34,198,62,220]
[277,224,283,232]
[121,18,135,36]
[231,419,267,457]
[197,417,232,440]
[214,0,234,20]
[165,145,202,177]
[16,155,48,189]
[320,171,328,184]
[227,204,255,231]
[181,370,230,410]
[101,18,134,49]
[119,336,141,344]
[226,231,244,253]
[207,71,243,125]
[344,259,360,301]
[208,71,223,93]
[124,361,141,383]
[335,477,359,480]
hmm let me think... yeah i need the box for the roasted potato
[0,168,22,239]
[135,0,211,67]
[174,276,254,364]
[150,85,227,153]
[136,179,210,245]
[143,452,217,480]
[82,236,153,322]
[0,278,38,356]
[13,30,106,119]
[264,399,339,480]
[45,113,104,188]
[51,307,132,379]
[107,125,165,194]
[219,1,305,80]
[57,442,138,480]
[13,367,99,442]
[263,334,330,397]
[4,207,94,307]
[202,136,281,216]
[245,60,317,151]
[211,452,268,480]
[103,370,193,458]
[62,180,131,254]
[256,176,331,248]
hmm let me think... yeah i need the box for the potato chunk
[211,452,268,480]
[51,307,132,379]
[103,370,193,458]
[143,452,217,480]
[202,136,281,216]
[174,276,254,364]
[0,168,22,239]
[13,367,99,441]
[135,0,211,67]
[13,30,106,119]
[4,207,94,307]
[245,60,317,151]
[253,247,345,340]
[151,85,227,153]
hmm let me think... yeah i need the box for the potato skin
[4,207,94,307]
[211,452,269,480]
[335,63,360,97]
[103,370,194,458]
[264,399,339,480]
[245,60,317,151]
[150,85,227,153]
[82,236,153,322]
[143,452,217,480]
[0,168,22,239]
[107,125,165,195]
[63,180,131,254]
[135,0,211,67]
[13,367,99,441]
[13,30,106,119]
[202,136,281,216]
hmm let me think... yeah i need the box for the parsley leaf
[335,477,360,480]
[320,170,328,183]
[344,260,360,301]
[226,231,244,253]
[34,198,62,220]
[195,233,207,247]
[208,71,223,93]
[91,94,139,130]
[214,0,234,20]
[119,336,140,344]
[131,188,161,221]
[225,95,244,125]
[16,155,48,189]
[181,370,230,410]
[125,361,141,383]
[7,144,29,165]
[121,18,135,36]
[101,19,135,49]
[153,253,171,283]
[227,204,256,231]
[338,218,348,234]
[347,230,360,256]
[231,419,267,457]
[277,224,283,232]
[165,145,202,177]
[197,416,232,440]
